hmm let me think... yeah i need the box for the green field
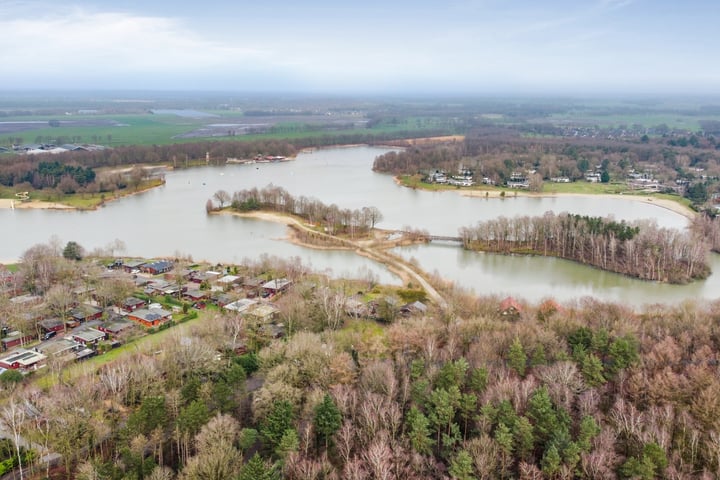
[1,112,457,147]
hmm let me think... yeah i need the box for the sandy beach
[0,198,73,210]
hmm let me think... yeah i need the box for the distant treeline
[459,213,709,283]
[372,131,720,193]
[0,160,97,190]
[211,185,383,236]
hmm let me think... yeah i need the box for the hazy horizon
[2,0,719,96]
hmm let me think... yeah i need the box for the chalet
[183,289,209,303]
[75,348,98,361]
[1,331,35,351]
[72,328,106,346]
[213,293,235,308]
[128,308,172,328]
[262,278,293,296]
[39,318,65,334]
[243,276,265,296]
[38,338,80,357]
[141,260,174,275]
[69,304,103,324]
[98,318,134,336]
[224,298,258,313]
[400,301,428,316]
[246,304,280,323]
[217,275,241,288]
[499,296,523,317]
[144,279,178,296]
[122,260,146,273]
[0,348,46,371]
[189,270,222,285]
[122,296,146,312]
[9,294,42,307]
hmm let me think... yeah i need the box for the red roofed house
[499,297,523,317]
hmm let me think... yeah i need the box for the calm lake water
[1,145,712,305]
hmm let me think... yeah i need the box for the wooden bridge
[399,231,463,243]
[427,235,463,243]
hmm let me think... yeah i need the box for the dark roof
[144,260,174,271]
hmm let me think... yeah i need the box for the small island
[459,213,710,284]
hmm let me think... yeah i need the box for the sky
[2,0,719,95]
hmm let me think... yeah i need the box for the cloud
[0,5,272,85]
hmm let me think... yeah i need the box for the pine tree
[313,394,342,449]
[507,337,527,377]
[448,449,476,480]
[261,400,295,450]
[237,453,278,480]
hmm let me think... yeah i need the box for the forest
[211,185,383,237]
[459,213,710,284]
[5,245,720,479]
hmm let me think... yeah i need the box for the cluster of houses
[426,167,475,187]
[0,258,296,374]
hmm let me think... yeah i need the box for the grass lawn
[34,307,209,390]
[542,181,629,195]
[0,178,164,209]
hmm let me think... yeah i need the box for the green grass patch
[542,181,629,195]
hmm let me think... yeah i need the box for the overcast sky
[2,0,718,95]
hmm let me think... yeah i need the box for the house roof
[124,260,147,269]
[73,328,106,343]
[99,318,134,334]
[499,296,522,313]
[224,298,258,313]
[0,348,46,367]
[262,278,292,291]
[70,304,103,320]
[248,304,280,319]
[144,260,174,271]
[38,338,80,356]
[130,308,172,322]
[218,275,240,284]
[123,296,146,306]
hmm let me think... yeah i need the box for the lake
[1,145,710,305]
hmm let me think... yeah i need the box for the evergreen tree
[513,416,535,461]
[261,400,295,451]
[581,353,606,387]
[507,337,527,377]
[237,453,278,480]
[313,394,342,449]
[407,406,433,455]
[448,449,476,480]
[541,444,561,477]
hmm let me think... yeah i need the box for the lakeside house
[499,296,523,317]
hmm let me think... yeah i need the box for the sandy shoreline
[0,198,73,210]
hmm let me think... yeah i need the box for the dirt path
[222,210,448,309]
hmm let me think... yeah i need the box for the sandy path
[219,210,448,308]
